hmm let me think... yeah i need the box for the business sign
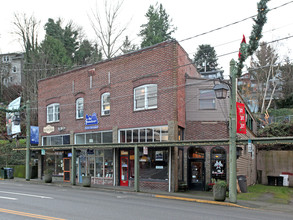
[236,102,246,134]
[6,97,21,135]
[30,126,39,144]
[85,113,99,130]
[43,125,55,134]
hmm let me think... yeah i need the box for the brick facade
[38,40,198,139]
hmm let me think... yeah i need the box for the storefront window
[211,147,226,180]
[129,147,169,180]
[82,149,113,179]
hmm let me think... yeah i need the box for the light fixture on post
[213,83,229,99]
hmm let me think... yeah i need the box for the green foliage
[268,108,293,117]
[121,36,139,54]
[139,3,176,48]
[215,180,227,187]
[11,165,25,178]
[0,139,25,167]
[74,40,94,65]
[41,36,72,66]
[237,184,293,204]
[258,121,293,137]
[276,93,293,109]
[193,44,218,72]
[236,0,270,77]
[44,18,78,62]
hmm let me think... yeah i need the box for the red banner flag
[236,102,246,134]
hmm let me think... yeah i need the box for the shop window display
[211,147,226,180]
[129,147,169,180]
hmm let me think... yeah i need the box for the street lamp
[213,59,237,203]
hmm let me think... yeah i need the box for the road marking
[0,191,53,199]
[0,208,66,220]
[0,196,17,200]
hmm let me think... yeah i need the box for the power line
[179,0,293,43]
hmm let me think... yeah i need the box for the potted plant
[213,180,227,201]
[43,167,53,183]
[82,175,91,187]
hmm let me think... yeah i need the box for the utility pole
[229,59,237,203]
[26,100,30,181]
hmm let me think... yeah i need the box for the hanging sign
[236,102,246,134]
[30,126,39,144]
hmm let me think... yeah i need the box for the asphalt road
[0,181,292,220]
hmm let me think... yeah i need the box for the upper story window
[12,66,17,73]
[134,84,157,111]
[47,103,60,123]
[101,92,110,115]
[199,89,216,110]
[76,98,84,119]
[2,56,10,63]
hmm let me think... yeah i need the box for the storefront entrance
[188,147,205,190]
[120,156,129,186]
[188,159,205,190]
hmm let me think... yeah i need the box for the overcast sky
[1,0,293,75]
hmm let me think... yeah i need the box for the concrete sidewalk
[5,178,293,214]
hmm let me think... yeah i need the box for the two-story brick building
[37,40,199,191]
[36,40,257,192]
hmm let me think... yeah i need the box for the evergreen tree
[139,3,176,48]
[44,18,78,62]
[193,44,218,72]
[40,36,72,67]
[120,36,139,54]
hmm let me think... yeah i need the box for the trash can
[237,175,247,193]
[4,168,14,179]
[0,168,8,179]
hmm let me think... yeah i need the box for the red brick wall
[38,41,197,138]
[185,121,229,140]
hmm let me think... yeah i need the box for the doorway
[188,159,205,190]
[120,156,129,186]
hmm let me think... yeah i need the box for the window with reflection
[211,147,226,180]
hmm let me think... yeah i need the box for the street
[0,181,292,220]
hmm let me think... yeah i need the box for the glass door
[63,158,71,182]
[188,159,205,190]
[120,156,129,186]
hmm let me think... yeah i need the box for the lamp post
[213,59,237,203]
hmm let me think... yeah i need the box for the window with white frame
[119,126,168,143]
[101,92,110,115]
[134,84,157,111]
[47,103,60,123]
[199,89,216,109]
[76,98,84,119]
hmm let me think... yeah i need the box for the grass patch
[237,184,293,204]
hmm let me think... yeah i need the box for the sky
[1,0,293,76]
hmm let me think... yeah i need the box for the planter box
[213,184,226,201]
[44,174,52,183]
[82,176,91,187]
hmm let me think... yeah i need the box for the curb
[154,195,254,209]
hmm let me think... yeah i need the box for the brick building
[37,40,257,192]
[37,40,199,191]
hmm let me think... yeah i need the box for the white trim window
[199,89,216,110]
[47,103,60,123]
[134,84,157,111]
[76,98,84,119]
[101,92,110,115]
